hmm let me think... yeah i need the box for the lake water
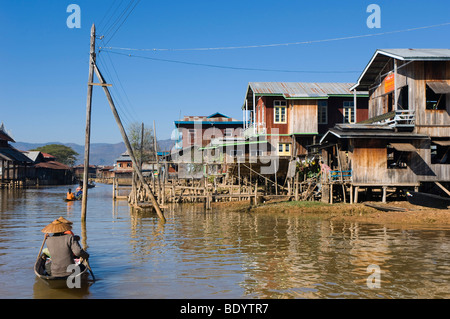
[0,184,449,299]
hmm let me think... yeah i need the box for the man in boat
[41,219,89,277]
[66,189,75,201]
[75,184,83,199]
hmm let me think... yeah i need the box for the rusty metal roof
[34,161,70,170]
[248,82,361,98]
[352,49,450,91]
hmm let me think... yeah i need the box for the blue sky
[1,0,450,145]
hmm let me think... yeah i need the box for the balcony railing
[243,124,257,139]
[360,110,415,128]
[388,110,416,127]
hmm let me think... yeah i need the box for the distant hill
[13,139,175,166]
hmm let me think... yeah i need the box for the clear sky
[1,0,450,145]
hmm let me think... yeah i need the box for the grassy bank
[210,199,450,227]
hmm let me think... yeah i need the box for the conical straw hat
[57,216,73,225]
[41,219,72,234]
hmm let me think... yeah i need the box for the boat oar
[81,257,96,282]
[36,234,48,261]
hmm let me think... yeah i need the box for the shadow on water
[1,184,450,298]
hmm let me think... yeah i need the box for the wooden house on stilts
[0,123,33,188]
[320,49,450,203]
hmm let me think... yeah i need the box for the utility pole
[81,24,96,222]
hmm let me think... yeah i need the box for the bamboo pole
[93,63,165,222]
[153,120,162,204]
[81,24,96,222]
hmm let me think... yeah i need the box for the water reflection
[1,186,450,299]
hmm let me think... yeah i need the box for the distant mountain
[13,139,175,166]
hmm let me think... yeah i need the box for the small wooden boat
[64,197,81,202]
[364,202,408,212]
[87,182,95,189]
[405,191,450,209]
[34,253,89,288]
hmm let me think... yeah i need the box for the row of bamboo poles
[114,169,331,212]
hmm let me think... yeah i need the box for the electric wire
[96,51,135,128]
[100,41,140,120]
[101,49,361,74]
[100,21,450,52]
[103,0,142,46]
[96,0,120,32]
[97,0,125,37]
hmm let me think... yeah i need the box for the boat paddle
[36,234,48,262]
[81,257,96,282]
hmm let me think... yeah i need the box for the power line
[103,0,142,46]
[101,49,361,74]
[100,21,450,52]
[96,51,136,127]
[97,0,120,32]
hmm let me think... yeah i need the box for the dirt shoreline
[210,200,450,227]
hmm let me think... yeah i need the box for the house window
[318,100,328,124]
[274,100,287,124]
[398,86,409,110]
[431,142,450,164]
[426,85,447,110]
[278,143,291,156]
[343,101,355,124]
[127,163,132,168]
[387,146,408,169]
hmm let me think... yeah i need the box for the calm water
[0,184,449,299]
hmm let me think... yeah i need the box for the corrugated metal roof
[378,49,450,61]
[320,125,429,144]
[176,112,241,124]
[34,161,70,170]
[249,82,361,98]
[23,151,41,162]
[0,147,34,163]
[352,49,450,91]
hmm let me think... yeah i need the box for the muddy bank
[210,200,450,227]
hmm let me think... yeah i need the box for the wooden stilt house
[320,49,450,202]
[0,123,33,187]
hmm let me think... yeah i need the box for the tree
[32,144,79,166]
[127,122,159,165]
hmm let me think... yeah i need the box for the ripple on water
[1,185,450,298]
